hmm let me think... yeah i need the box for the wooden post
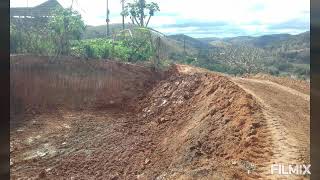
[156,37,161,69]
[121,0,125,30]
[183,36,186,55]
[106,0,110,37]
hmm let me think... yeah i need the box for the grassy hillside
[82,23,137,39]
[191,32,309,78]
[168,34,212,50]
[81,24,309,79]
[197,31,310,64]
[223,34,291,48]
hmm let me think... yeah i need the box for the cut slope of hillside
[10,56,310,179]
[11,56,274,179]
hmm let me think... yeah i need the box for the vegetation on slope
[10,0,309,79]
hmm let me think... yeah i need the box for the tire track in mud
[233,78,310,180]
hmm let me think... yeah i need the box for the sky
[10,0,310,38]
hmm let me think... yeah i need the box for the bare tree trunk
[183,36,186,55]
[121,0,125,30]
[145,15,152,27]
[133,16,140,25]
[139,0,145,26]
[106,0,110,37]
[130,16,135,24]
[155,37,161,69]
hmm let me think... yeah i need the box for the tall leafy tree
[122,0,159,27]
[48,7,85,55]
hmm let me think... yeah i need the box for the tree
[122,28,154,62]
[122,0,159,27]
[216,45,265,74]
[48,7,85,55]
[10,24,18,53]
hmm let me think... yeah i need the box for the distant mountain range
[83,24,137,39]
[166,31,309,78]
[83,24,309,53]
[169,31,310,64]
[82,25,309,77]
[197,31,310,49]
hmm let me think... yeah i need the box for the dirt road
[233,77,310,179]
[10,59,310,179]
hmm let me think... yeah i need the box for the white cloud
[10,0,310,37]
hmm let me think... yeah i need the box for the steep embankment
[10,57,309,179]
[130,65,271,179]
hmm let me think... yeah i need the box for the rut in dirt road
[233,77,310,179]
[10,57,310,180]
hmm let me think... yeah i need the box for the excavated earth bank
[11,56,276,179]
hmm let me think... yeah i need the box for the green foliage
[10,21,56,55]
[123,0,160,27]
[185,57,195,64]
[10,24,18,53]
[10,7,85,56]
[71,39,112,59]
[10,1,308,79]
[70,29,155,62]
[83,24,137,39]
[122,28,154,62]
[267,66,280,76]
[48,7,85,55]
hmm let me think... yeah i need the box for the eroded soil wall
[10,56,271,179]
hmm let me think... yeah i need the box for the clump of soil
[131,67,271,179]
[10,57,271,179]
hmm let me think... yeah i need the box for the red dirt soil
[10,56,309,180]
[244,73,310,95]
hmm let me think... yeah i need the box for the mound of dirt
[10,57,272,179]
[129,67,271,179]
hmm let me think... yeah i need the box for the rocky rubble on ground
[11,62,272,179]
[129,70,271,179]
